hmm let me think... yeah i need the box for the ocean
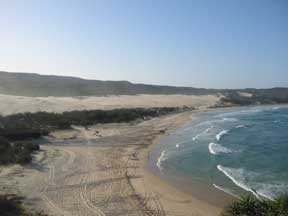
[149,105,288,202]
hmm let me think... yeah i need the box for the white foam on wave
[213,184,240,199]
[156,150,168,171]
[183,126,194,132]
[208,143,233,155]
[222,117,238,122]
[192,125,214,141]
[216,108,261,118]
[254,182,288,200]
[217,165,261,199]
[272,107,280,110]
[217,165,288,200]
[216,130,229,141]
[195,120,212,127]
[236,125,245,129]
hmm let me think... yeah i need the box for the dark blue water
[151,105,288,200]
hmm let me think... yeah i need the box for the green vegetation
[1,72,288,102]
[0,107,180,140]
[222,194,288,216]
[0,137,39,164]
[0,194,48,216]
[0,107,182,164]
[221,88,288,106]
[0,71,215,96]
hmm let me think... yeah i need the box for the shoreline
[0,94,224,216]
[133,110,228,216]
[137,103,288,214]
[1,92,287,215]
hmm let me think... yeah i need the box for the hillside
[0,71,287,106]
[0,71,215,97]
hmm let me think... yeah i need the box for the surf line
[217,165,263,200]
[208,143,233,155]
[216,130,229,141]
[192,125,214,141]
[156,150,168,172]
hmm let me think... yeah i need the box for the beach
[146,104,288,207]
[136,112,225,216]
[0,94,225,216]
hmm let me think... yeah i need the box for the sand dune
[0,94,219,116]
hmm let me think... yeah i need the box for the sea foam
[213,183,240,198]
[215,108,262,118]
[255,183,288,200]
[217,164,287,201]
[216,130,229,141]
[192,125,214,141]
[208,143,233,155]
[222,117,238,122]
[217,165,261,199]
[156,150,168,171]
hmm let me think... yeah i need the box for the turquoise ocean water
[150,105,288,200]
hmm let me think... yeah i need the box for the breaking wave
[215,108,262,118]
[217,165,288,200]
[216,130,229,141]
[209,143,233,155]
[192,125,214,141]
[217,165,261,199]
[222,117,238,122]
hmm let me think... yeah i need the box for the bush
[0,194,23,216]
[0,107,180,165]
[0,137,40,165]
[222,194,288,216]
[0,107,179,142]
[0,194,49,216]
[0,137,14,164]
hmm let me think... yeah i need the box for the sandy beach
[134,112,224,216]
[0,94,225,216]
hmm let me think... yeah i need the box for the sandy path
[0,112,221,216]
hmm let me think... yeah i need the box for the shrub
[0,107,180,165]
[222,194,288,216]
[0,194,49,216]
[0,137,40,165]
[0,194,23,216]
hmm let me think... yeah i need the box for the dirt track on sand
[0,112,200,216]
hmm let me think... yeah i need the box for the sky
[0,0,287,88]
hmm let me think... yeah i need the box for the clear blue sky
[1,0,287,88]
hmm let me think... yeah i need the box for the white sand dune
[0,94,220,115]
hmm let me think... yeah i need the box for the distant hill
[0,71,216,97]
[0,71,287,106]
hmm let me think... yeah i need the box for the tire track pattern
[39,125,171,216]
